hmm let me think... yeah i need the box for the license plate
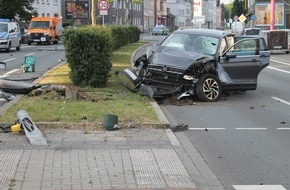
[41,37,46,41]
[34,39,40,42]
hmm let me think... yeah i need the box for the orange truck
[27,17,62,45]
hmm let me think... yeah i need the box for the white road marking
[235,128,267,130]
[277,128,290,130]
[233,185,286,190]
[0,69,20,78]
[25,53,35,56]
[271,58,290,66]
[267,66,290,74]
[272,97,290,106]
[3,58,15,62]
[188,128,225,130]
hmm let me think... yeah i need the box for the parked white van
[0,19,22,52]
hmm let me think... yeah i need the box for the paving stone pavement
[0,127,201,190]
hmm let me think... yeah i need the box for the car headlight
[183,75,194,80]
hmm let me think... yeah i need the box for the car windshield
[29,21,50,29]
[160,33,219,55]
[0,23,8,32]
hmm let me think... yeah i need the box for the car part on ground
[116,29,270,102]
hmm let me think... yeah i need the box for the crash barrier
[22,55,36,72]
[103,114,118,131]
[260,29,290,54]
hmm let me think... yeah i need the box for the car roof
[173,28,234,38]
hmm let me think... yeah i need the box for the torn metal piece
[17,110,47,146]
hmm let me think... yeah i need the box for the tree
[0,0,37,22]
[231,0,243,18]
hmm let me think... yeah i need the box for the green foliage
[63,25,141,88]
[127,26,141,43]
[110,25,140,50]
[224,3,233,20]
[232,0,243,18]
[0,0,37,22]
[111,26,129,50]
[63,25,113,87]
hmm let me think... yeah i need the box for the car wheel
[6,43,11,53]
[28,41,31,45]
[196,74,221,102]
[16,42,21,51]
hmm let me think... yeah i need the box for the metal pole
[92,0,95,26]
[102,15,105,25]
[270,0,275,30]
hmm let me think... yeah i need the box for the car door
[219,38,270,90]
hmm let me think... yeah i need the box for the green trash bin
[23,55,35,72]
[103,114,118,131]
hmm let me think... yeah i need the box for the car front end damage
[115,52,218,101]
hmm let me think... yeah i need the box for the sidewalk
[0,127,199,190]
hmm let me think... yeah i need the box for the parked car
[152,25,169,35]
[116,29,270,102]
[20,27,29,44]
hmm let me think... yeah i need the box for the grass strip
[0,42,161,127]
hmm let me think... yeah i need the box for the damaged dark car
[116,29,270,102]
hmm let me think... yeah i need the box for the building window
[160,1,164,11]
[54,13,59,17]
[47,0,50,5]
[42,13,45,17]
[36,0,39,3]
[42,0,45,4]
[53,0,58,5]
[47,13,50,17]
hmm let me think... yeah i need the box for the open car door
[219,38,270,90]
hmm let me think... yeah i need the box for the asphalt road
[0,42,66,105]
[163,53,290,190]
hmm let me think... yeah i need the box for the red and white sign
[98,0,110,11]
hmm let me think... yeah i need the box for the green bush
[63,25,113,87]
[127,26,141,43]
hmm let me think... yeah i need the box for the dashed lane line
[267,66,290,74]
[272,97,290,106]
[235,128,267,130]
[188,128,290,131]
[233,185,286,190]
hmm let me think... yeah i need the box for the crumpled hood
[0,32,8,39]
[149,48,208,69]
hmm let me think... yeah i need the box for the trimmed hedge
[63,25,141,87]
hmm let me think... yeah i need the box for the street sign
[251,15,257,21]
[238,14,246,23]
[100,10,108,15]
[98,0,110,11]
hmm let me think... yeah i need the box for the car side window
[230,39,259,56]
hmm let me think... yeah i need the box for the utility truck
[27,17,62,45]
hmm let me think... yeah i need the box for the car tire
[28,41,31,45]
[196,74,221,102]
[16,42,21,51]
[6,43,11,53]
